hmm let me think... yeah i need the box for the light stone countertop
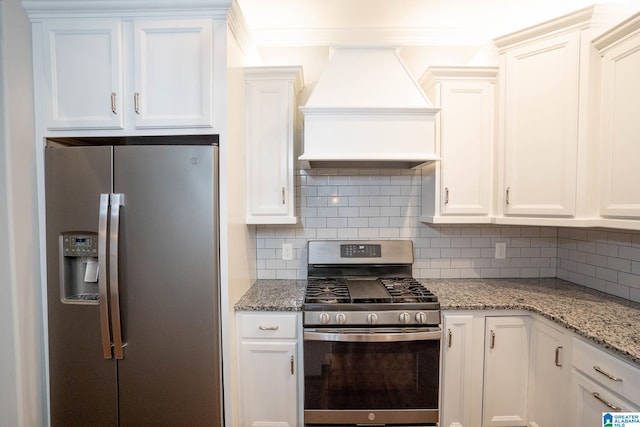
[234,278,640,366]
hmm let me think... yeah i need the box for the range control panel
[340,244,381,258]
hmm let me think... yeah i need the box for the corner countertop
[234,278,640,366]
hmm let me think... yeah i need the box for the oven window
[304,339,440,410]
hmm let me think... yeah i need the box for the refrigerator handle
[98,194,113,359]
[109,193,126,360]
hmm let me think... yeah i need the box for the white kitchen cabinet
[527,318,570,427]
[419,67,497,224]
[594,13,640,224]
[571,337,640,427]
[237,312,302,427]
[493,6,633,225]
[483,316,530,427]
[440,314,485,427]
[40,18,214,132]
[245,67,303,224]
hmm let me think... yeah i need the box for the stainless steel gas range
[303,240,441,426]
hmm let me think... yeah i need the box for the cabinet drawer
[240,313,298,339]
[573,337,640,405]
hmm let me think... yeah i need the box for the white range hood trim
[299,47,440,169]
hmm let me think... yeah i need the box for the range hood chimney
[299,47,440,169]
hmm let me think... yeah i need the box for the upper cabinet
[420,67,497,224]
[245,67,303,224]
[37,17,216,134]
[493,5,638,227]
[594,13,640,226]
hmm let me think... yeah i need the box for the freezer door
[113,145,221,426]
[45,146,118,427]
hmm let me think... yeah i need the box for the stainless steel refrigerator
[44,136,221,427]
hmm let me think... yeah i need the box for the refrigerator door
[113,145,221,426]
[45,146,118,427]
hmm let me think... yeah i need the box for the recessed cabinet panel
[502,33,579,216]
[599,28,640,218]
[43,21,124,130]
[245,67,303,224]
[483,316,530,427]
[133,20,213,129]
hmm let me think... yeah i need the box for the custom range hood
[299,47,440,169]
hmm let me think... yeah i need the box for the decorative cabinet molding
[237,312,301,427]
[38,18,215,134]
[245,66,303,224]
[594,12,640,224]
[420,66,497,224]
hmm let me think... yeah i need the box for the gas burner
[305,279,350,304]
[379,277,438,303]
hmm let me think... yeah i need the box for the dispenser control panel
[62,234,98,256]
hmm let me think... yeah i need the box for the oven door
[303,327,441,426]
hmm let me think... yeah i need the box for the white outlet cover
[282,243,293,261]
[495,242,506,259]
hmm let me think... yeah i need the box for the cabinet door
[239,341,298,427]
[439,80,494,216]
[133,19,213,129]
[483,316,530,427]
[441,314,484,427]
[502,32,580,216]
[572,372,638,427]
[528,320,567,427]
[42,21,124,130]
[599,31,640,218]
[245,68,302,224]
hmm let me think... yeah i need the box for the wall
[557,228,640,303]
[0,0,44,426]
[256,169,558,280]
[256,169,640,305]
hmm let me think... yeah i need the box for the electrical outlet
[495,242,506,259]
[282,243,293,261]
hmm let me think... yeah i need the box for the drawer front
[240,313,298,339]
[573,337,640,405]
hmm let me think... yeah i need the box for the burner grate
[305,279,350,304]
[379,278,438,303]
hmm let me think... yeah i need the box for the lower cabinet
[570,337,640,427]
[237,312,302,427]
[527,319,570,427]
[483,316,530,427]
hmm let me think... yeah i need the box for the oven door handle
[304,329,442,343]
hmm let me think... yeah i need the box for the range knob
[415,312,427,324]
[319,312,331,325]
[367,313,378,325]
[335,313,347,325]
[399,312,411,324]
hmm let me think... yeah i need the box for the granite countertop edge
[234,278,640,367]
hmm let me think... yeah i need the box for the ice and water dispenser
[59,232,99,304]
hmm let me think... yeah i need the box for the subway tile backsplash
[255,169,640,303]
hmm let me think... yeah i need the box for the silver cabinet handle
[258,325,279,331]
[111,92,117,114]
[555,346,563,367]
[506,187,511,205]
[444,187,449,205]
[98,194,113,359]
[592,392,622,411]
[490,330,496,349]
[109,193,126,360]
[134,92,140,114]
[594,366,623,382]
[448,328,452,348]
[290,355,294,375]
[281,187,286,205]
